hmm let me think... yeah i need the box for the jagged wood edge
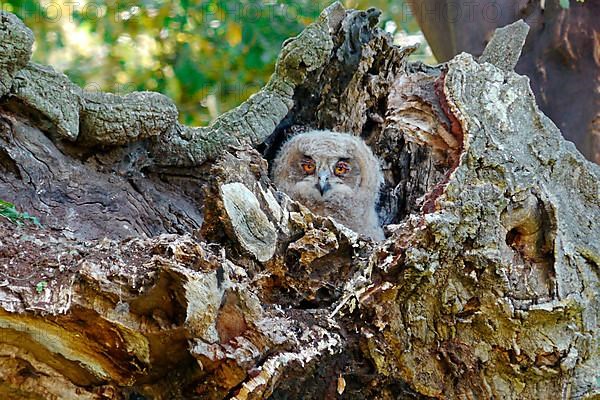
[346,18,600,400]
[0,4,345,165]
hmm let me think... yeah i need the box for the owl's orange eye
[301,159,316,174]
[334,161,350,176]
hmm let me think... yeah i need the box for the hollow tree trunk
[0,3,598,400]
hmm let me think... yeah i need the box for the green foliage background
[5,0,426,125]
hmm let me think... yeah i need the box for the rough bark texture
[0,3,599,400]
[407,0,600,164]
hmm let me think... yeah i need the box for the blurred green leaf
[0,199,42,227]
[36,281,48,293]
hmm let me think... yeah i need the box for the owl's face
[272,130,384,239]
[285,151,361,205]
[272,131,382,212]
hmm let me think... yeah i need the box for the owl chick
[272,130,384,241]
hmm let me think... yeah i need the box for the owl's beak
[317,172,331,195]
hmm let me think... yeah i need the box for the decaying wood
[0,2,598,399]
[408,0,600,164]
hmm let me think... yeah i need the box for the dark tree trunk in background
[0,3,599,400]
[408,0,600,164]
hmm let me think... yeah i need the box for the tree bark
[407,0,600,164]
[0,3,598,400]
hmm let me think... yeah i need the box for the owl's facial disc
[299,156,330,194]
[297,155,357,197]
